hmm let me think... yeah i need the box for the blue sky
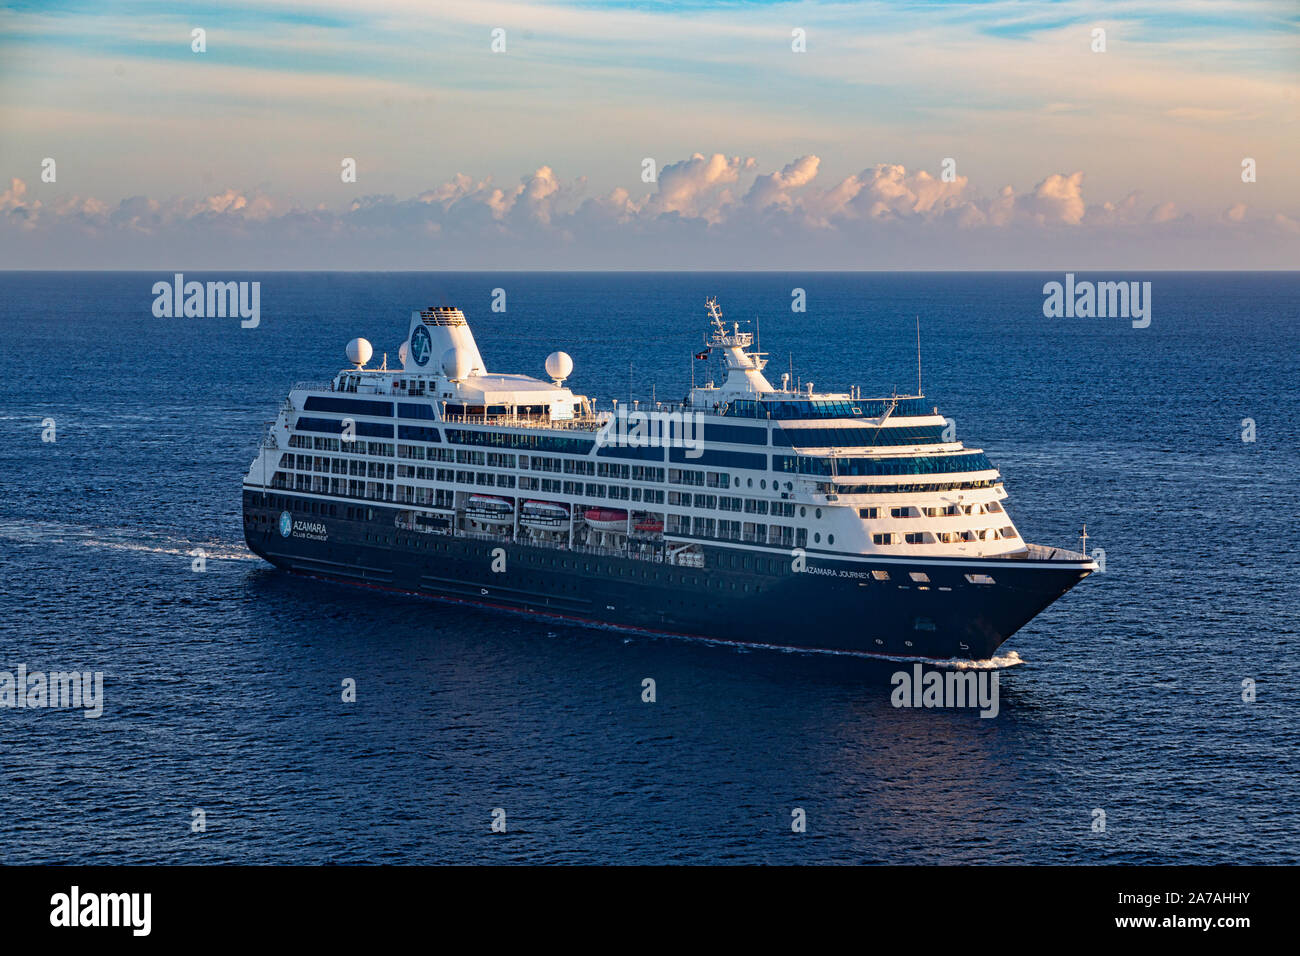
[1,0,1296,267]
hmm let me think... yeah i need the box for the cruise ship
[242,300,1096,660]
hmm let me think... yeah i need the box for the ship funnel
[403,307,487,377]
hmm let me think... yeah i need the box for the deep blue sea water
[1,271,1296,864]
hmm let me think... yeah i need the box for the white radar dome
[346,338,373,368]
[545,351,574,384]
[398,341,409,366]
[442,346,473,382]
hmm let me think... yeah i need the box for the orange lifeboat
[584,508,628,532]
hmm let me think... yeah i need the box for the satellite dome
[346,338,373,368]
[545,351,573,384]
[398,341,409,366]
[441,346,472,382]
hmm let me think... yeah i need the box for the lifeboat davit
[520,500,568,529]
[584,508,629,532]
[466,494,514,525]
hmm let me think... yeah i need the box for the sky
[0,0,1296,269]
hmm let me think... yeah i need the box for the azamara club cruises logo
[279,511,328,541]
[410,325,432,365]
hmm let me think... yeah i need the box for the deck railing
[994,543,1091,562]
[441,413,610,432]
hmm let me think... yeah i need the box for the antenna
[706,296,724,333]
[915,314,923,397]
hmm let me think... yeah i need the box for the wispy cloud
[4,152,1295,268]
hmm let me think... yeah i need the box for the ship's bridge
[687,297,780,406]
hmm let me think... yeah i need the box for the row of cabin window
[859,502,1003,519]
[272,474,397,500]
[831,480,997,495]
[283,454,395,479]
[872,528,1018,545]
[290,435,395,457]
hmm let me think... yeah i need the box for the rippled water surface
[1,272,1296,864]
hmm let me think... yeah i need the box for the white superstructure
[244,299,1031,565]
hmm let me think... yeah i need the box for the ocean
[1,271,1296,864]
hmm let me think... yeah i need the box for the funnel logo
[410,325,432,366]
[279,511,292,537]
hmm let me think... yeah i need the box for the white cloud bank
[3,154,1295,269]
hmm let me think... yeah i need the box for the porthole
[800,506,807,517]
[828,534,834,545]
[814,532,821,543]
[815,508,822,519]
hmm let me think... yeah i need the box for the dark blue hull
[244,491,1094,660]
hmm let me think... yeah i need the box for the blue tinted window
[669,448,767,470]
[296,416,394,438]
[398,402,436,419]
[596,444,665,461]
[773,424,947,447]
[773,451,993,476]
[397,425,441,442]
[703,423,768,445]
[720,397,935,420]
[302,396,393,417]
